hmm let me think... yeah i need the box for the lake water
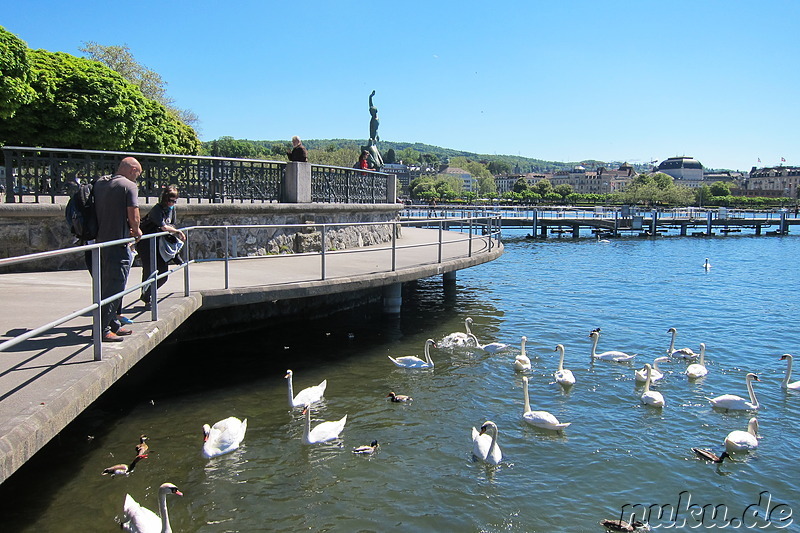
[2,229,799,532]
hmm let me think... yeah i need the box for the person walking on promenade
[287,136,308,162]
[93,157,142,342]
[137,185,186,308]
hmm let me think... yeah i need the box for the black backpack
[65,179,99,243]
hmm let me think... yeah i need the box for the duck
[553,344,576,386]
[121,482,183,533]
[467,333,509,354]
[779,354,800,389]
[352,440,379,455]
[386,391,412,402]
[285,369,327,408]
[440,317,474,348]
[471,420,502,465]
[666,327,697,359]
[102,454,147,477]
[708,373,760,411]
[724,417,759,452]
[692,447,730,464]
[521,376,570,430]
[634,356,669,383]
[599,518,651,532]
[202,417,248,458]
[685,343,709,379]
[640,364,665,407]
[388,339,436,369]
[513,336,532,371]
[135,435,149,456]
[302,404,347,444]
[589,330,635,362]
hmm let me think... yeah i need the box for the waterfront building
[382,163,410,190]
[743,166,800,198]
[655,156,704,187]
[550,164,636,194]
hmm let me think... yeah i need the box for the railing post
[91,246,102,360]
[438,221,443,263]
[183,229,190,296]
[468,214,473,257]
[224,227,230,290]
[149,237,158,321]
[321,224,327,280]
[391,221,397,271]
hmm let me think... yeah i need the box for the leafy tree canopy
[0,25,35,119]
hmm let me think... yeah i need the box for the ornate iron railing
[2,146,391,204]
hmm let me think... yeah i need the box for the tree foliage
[0,44,200,154]
[0,25,35,119]
[79,41,199,127]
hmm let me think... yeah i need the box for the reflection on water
[2,231,800,531]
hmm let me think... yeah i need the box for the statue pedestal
[283,162,311,203]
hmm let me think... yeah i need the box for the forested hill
[201,137,650,174]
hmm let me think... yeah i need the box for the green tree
[533,178,553,196]
[0,48,200,154]
[696,185,712,206]
[0,26,35,119]
[554,184,574,198]
[208,136,265,158]
[710,181,732,196]
[80,41,199,127]
[512,177,529,193]
[385,148,396,164]
[487,160,511,175]
[651,172,674,189]
[398,147,420,165]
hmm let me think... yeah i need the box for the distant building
[439,167,477,192]
[656,156,704,186]
[381,163,410,190]
[743,166,800,198]
[550,164,636,194]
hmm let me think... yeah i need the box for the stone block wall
[0,202,402,273]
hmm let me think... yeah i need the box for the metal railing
[2,146,391,205]
[0,216,500,360]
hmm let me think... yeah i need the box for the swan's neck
[643,368,652,393]
[303,407,311,441]
[465,320,472,336]
[590,335,598,357]
[746,377,759,408]
[784,356,793,386]
[424,342,434,366]
[698,347,705,366]
[523,380,532,412]
[668,332,676,354]
[488,426,498,455]
[520,339,526,359]
[159,492,171,533]
[748,420,759,437]
[653,359,660,372]
[557,347,565,371]
[287,375,294,404]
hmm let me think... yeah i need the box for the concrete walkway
[0,228,502,484]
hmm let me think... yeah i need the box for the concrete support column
[385,174,397,204]
[572,224,580,238]
[283,162,311,203]
[680,223,687,236]
[706,211,713,235]
[383,282,402,314]
[443,271,456,283]
[755,224,762,236]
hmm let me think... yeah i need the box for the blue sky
[3,1,798,171]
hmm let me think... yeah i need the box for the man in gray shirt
[93,157,142,341]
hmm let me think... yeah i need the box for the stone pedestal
[283,162,311,203]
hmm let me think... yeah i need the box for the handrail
[0,216,501,360]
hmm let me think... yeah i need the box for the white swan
[440,317,474,348]
[589,330,635,362]
[467,333,509,354]
[471,420,502,465]
[202,417,247,458]
[703,258,711,270]
[597,234,611,244]
[302,404,347,444]
[724,417,759,452]
[780,354,800,390]
[685,343,709,379]
[640,364,665,407]
[708,373,760,411]
[285,369,327,408]
[521,376,571,430]
[388,339,436,369]
[666,327,697,359]
[513,336,531,371]
[634,356,669,383]
[121,482,183,533]
[553,344,576,386]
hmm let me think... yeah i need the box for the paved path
[0,228,502,484]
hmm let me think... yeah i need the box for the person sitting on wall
[287,136,308,162]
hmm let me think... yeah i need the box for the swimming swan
[634,356,669,383]
[724,417,759,452]
[202,417,248,458]
[640,364,665,407]
[302,404,347,444]
[589,330,635,362]
[513,336,531,371]
[553,344,576,386]
[708,373,760,411]
[121,482,182,533]
[440,317,474,348]
[467,333,509,354]
[388,339,437,369]
[471,420,502,465]
[285,369,327,408]
[521,376,571,430]
[780,354,800,390]
[666,327,697,359]
[685,343,709,379]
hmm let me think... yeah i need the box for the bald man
[93,157,142,342]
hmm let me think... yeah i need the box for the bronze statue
[363,90,383,169]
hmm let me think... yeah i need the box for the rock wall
[0,202,402,272]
